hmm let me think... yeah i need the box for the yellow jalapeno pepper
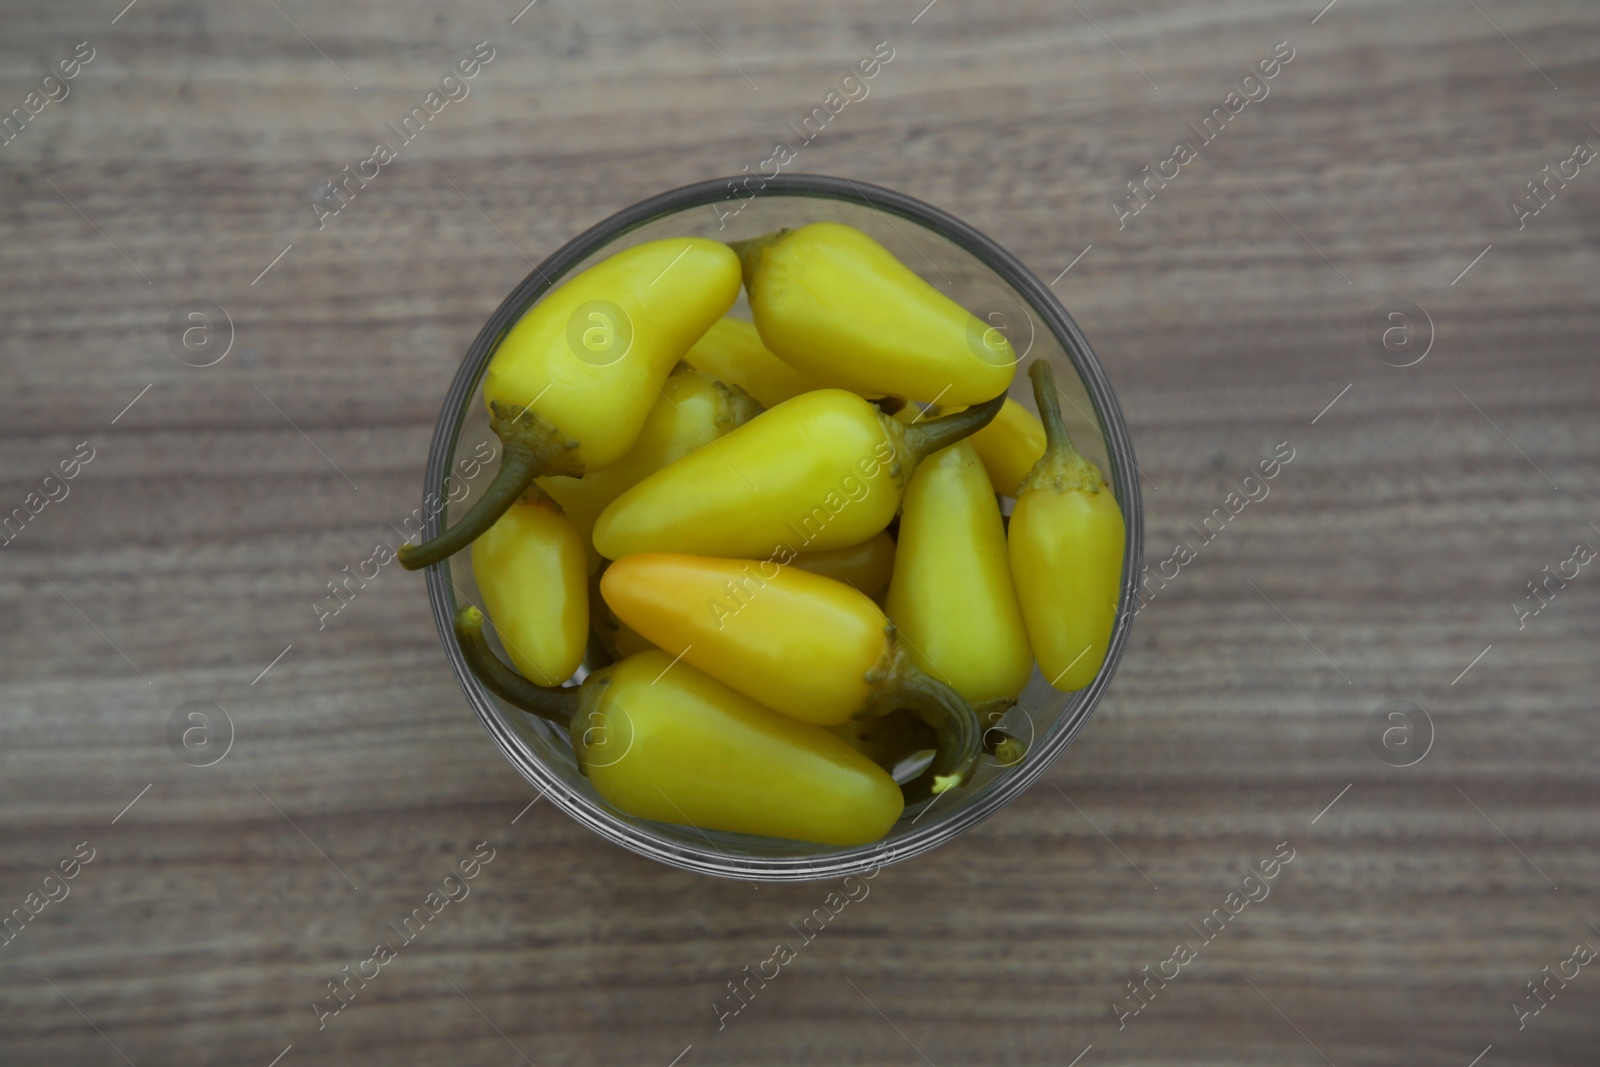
[589,567,656,660]
[886,441,1034,704]
[968,398,1048,497]
[599,553,982,792]
[915,398,1047,496]
[539,365,761,571]
[791,530,897,597]
[470,488,589,685]
[455,606,902,845]
[399,238,741,569]
[592,388,1004,561]
[683,317,818,408]
[1009,361,1126,691]
[731,222,1016,405]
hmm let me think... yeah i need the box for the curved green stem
[400,437,539,570]
[454,605,578,727]
[1027,360,1077,457]
[400,403,584,571]
[1019,362,1106,495]
[897,715,1025,807]
[897,768,940,806]
[864,644,982,794]
[900,392,1006,466]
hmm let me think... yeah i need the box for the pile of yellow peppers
[403,220,1126,847]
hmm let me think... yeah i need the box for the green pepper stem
[900,392,1006,467]
[898,712,1024,806]
[974,696,1026,762]
[865,642,982,794]
[727,229,791,290]
[400,401,585,570]
[400,436,539,570]
[453,605,578,727]
[1027,360,1079,458]
[1019,362,1107,496]
[990,733,1027,766]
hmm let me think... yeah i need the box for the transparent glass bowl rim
[418,173,1146,882]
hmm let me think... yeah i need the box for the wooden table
[3,0,1596,1063]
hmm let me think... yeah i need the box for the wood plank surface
[2,0,1597,1064]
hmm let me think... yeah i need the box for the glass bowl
[418,174,1144,881]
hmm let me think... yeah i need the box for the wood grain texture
[2,0,1597,1063]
